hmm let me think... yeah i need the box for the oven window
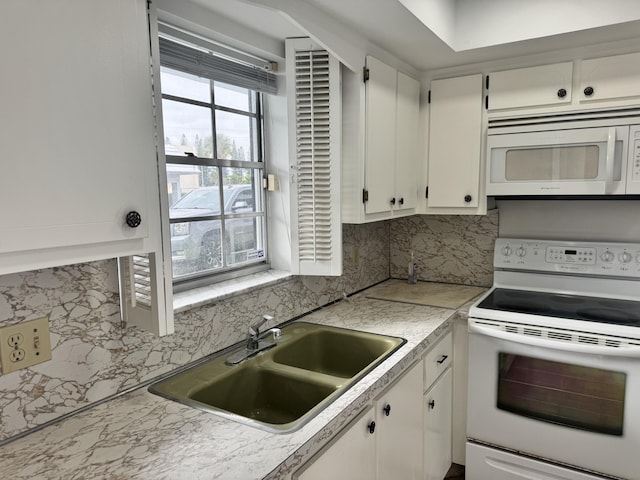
[497,353,626,436]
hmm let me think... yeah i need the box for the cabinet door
[427,75,483,208]
[294,407,376,480]
[376,362,423,480]
[579,52,640,104]
[0,0,155,258]
[424,368,453,480]
[488,62,573,110]
[395,72,420,211]
[365,56,397,214]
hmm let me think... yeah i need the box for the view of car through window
[169,184,261,277]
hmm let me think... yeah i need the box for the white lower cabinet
[294,331,455,480]
[294,361,423,480]
[376,362,424,480]
[424,368,453,480]
[294,406,376,480]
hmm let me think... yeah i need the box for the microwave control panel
[632,132,640,182]
[495,238,640,277]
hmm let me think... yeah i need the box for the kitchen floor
[445,463,465,479]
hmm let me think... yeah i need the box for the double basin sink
[149,322,405,433]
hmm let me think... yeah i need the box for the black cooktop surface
[477,288,640,327]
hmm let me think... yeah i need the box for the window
[159,39,270,285]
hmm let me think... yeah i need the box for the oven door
[467,319,640,479]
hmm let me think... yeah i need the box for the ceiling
[187,0,640,71]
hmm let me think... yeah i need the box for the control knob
[601,251,615,263]
[516,247,527,257]
[502,246,512,257]
[619,252,633,263]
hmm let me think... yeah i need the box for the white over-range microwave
[486,110,640,196]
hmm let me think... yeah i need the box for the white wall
[497,200,640,242]
[455,0,640,51]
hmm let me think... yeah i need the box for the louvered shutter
[118,252,173,336]
[286,38,342,276]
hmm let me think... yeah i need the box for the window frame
[159,63,270,290]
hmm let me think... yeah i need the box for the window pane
[167,165,219,213]
[215,110,258,162]
[497,353,626,436]
[170,220,222,278]
[214,82,256,113]
[227,217,265,268]
[161,67,210,103]
[222,168,262,214]
[162,99,213,158]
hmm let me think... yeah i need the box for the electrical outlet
[0,317,52,374]
[7,333,24,347]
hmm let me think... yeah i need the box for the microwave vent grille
[488,107,640,131]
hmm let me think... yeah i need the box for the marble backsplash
[0,211,498,442]
[389,210,499,287]
[0,222,390,442]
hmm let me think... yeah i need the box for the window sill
[172,269,292,313]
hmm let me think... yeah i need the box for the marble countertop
[0,281,484,480]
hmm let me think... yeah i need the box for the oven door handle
[469,322,640,357]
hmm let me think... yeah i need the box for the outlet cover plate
[0,317,52,374]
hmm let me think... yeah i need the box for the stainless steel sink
[148,322,405,433]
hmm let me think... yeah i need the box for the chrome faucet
[246,314,273,350]
[226,314,277,365]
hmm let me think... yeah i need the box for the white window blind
[286,39,342,276]
[158,36,277,95]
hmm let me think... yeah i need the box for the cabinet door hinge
[428,90,431,104]
[425,186,429,199]
[362,189,369,203]
[485,75,490,90]
[363,67,370,83]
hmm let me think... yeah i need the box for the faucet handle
[249,314,274,336]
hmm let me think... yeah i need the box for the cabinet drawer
[424,331,452,390]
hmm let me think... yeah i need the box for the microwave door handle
[604,127,616,194]
[469,321,640,357]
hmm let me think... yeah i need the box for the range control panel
[495,238,640,277]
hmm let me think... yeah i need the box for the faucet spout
[247,314,273,350]
[225,315,277,366]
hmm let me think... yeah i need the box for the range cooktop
[477,288,640,327]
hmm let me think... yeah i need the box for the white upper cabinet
[579,52,640,105]
[486,51,640,116]
[342,56,420,223]
[426,74,485,212]
[0,0,160,274]
[395,72,421,212]
[487,62,573,111]
[364,57,399,215]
